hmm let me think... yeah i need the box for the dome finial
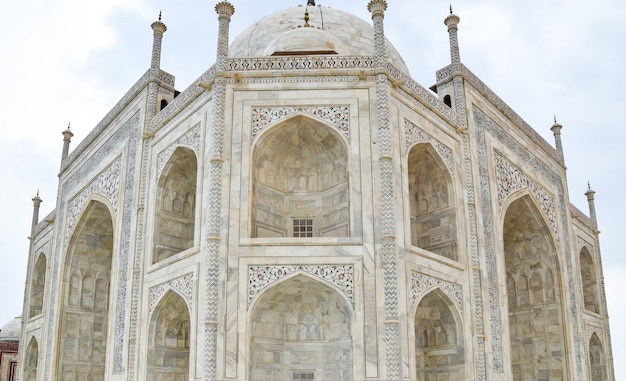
[304,9,310,27]
[450,5,453,14]
[158,10,162,21]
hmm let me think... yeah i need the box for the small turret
[31,191,42,237]
[551,117,564,163]
[150,12,167,71]
[215,2,235,71]
[585,183,598,230]
[444,6,461,71]
[61,124,73,163]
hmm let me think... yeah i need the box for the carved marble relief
[65,157,122,243]
[251,106,350,142]
[404,119,454,174]
[410,272,463,313]
[248,265,354,306]
[156,124,201,178]
[148,273,195,317]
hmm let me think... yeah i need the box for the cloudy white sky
[1,0,623,377]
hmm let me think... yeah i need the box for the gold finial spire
[304,9,310,27]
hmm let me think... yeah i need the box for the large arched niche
[153,146,198,263]
[580,247,600,314]
[503,195,567,380]
[250,116,350,238]
[23,336,38,381]
[249,275,353,381]
[589,333,607,381]
[58,200,114,381]
[407,143,457,260]
[147,290,191,381]
[28,253,46,318]
[414,288,465,380]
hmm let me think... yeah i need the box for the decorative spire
[304,9,310,27]
[31,191,42,236]
[550,117,564,163]
[585,183,598,229]
[150,11,167,70]
[61,123,74,164]
[444,6,461,71]
[215,2,235,71]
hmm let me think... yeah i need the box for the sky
[0,0,624,377]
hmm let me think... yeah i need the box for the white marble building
[18,1,614,380]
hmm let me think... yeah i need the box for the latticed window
[293,372,314,380]
[293,219,313,237]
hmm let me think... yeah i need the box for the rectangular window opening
[292,372,315,380]
[293,219,314,237]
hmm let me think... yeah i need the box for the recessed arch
[589,333,607,381]
[249,275,353,381]
[414,288,465,380]
[503,195,567,380]
[23,336,38,381]
[147,290,190,380]
[57,200,114,381]
[251,115,350,238]
[580,247,600,313]
[28,253,46,318]
[153,146,198,263]
[407,142,457,260]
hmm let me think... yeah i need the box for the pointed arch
[147,290,190,380]
[589,333,607,381]
[23,336,38,381]
[153,146,198,263]
[28,253,46,318]
[503,195,567,380]
[414,288,465,380]
[407,142,457,260]
[57,200,113,381]
[249,275,353,381]
[580,247,600,313]
[251,115,350,238]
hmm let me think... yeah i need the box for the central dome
[230,5,410,74]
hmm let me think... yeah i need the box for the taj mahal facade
[16,1,614,380]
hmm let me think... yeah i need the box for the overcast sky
[1,0,623,378]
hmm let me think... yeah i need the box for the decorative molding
[226,56,376,71]
[149,273,195,317]
[251,106,350,142]
[577,236,594,254]
[494,152,558,240]
[410,272,463,313]
[65,157,122,243]
[156,124,202,177]
[248,265,354,306]
[404,119,454,173]
[585,323,604,344]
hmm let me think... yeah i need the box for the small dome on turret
[230,5,410,74]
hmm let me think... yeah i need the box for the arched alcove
[249,275,352,381]
[407,143,457,260]
[414,289,465,380]
[580,247,600,314]
[503,196,567,380]
[153,147,197,263]
[23,337,38,381]
[58,201,113,381]
[28,253,46,318]
[251,116,349,238]
[147,291,190,381]
[589,333,607,381]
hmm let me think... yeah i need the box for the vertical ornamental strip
[204,3,234,381]
[445,9,488,380]
[367,1,400,380]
